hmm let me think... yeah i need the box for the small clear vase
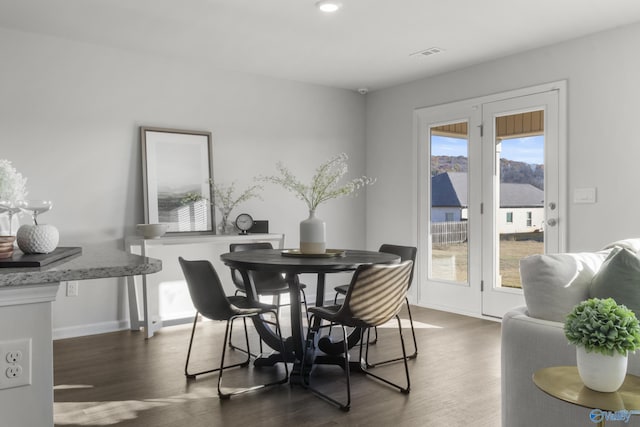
[0,205,21,236]
[217,208,236,235]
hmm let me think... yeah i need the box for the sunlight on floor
[54,387,215,426]
[377,319,443,329]
[54,384,94,391]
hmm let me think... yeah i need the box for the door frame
[414,80,567,318]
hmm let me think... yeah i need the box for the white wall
[0,28,366,337]
[366,22,640,265]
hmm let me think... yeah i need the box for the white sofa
[501,239,640,427]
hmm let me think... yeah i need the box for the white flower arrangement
[261,153,375,212]
[209,180,263,215]
[0,159,27,203]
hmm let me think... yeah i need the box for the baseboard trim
[53,320,130,340]
[415,302,501,323]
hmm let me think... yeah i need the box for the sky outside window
[432,135,544,164]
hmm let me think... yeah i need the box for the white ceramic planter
[576,346,628,392]
[16,224,59,254]
[300,210,326,254]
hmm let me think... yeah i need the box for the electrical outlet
[0,338,31,389]
[66,281,79,297]
[6,365,22,378]
[6,350,22,364]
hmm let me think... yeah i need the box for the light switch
[573,188,596,204]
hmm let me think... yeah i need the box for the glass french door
[481,90,563,317]
[417,101,483,315]
[417,83,566,318]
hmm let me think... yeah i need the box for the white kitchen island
[0,249,162,427]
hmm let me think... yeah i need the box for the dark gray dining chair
[178,257,289,399]
[228,242,309,355]
[333,244,418,366]
[302,260,413,411]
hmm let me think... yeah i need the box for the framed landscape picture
[140,127,215,234]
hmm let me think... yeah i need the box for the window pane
[496,112,545,289]
[430,122,469,283]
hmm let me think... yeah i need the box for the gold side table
[533,366,640,427]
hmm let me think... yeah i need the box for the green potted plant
[564,297,640,392]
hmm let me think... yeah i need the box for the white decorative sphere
[16,224,59,254]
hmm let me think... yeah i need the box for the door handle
[547,218,557,227]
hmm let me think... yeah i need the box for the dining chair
[333,244,418,366]
[178,257,289,399]
[228,242,309,355]
[302,260,413,411]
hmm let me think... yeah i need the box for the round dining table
[220,248,400,380]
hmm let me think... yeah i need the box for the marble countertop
[0,249,162,287]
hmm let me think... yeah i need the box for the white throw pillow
[601,238,640,253]
[520,251,611,322]
[590,247,640,317]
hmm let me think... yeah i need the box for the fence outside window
[431,221,468,245]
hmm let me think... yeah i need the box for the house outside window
[527,211,532,226]
[506,212,513,223]
[445,212,454,222]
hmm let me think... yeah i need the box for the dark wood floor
[53,306,501,427]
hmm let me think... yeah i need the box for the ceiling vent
[411,47,444,57]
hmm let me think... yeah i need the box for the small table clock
[235,213,254,235]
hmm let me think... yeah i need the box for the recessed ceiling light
[316,1,342,13]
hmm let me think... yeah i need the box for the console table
[0,248,161,427]
[125,233,285,338]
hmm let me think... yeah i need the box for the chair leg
[218,311,289,399]
[360,315,411,394]
[365,299,417,367]
[405,298,418,359]
[227,316,261,358]
[185,313,250,379]
[300,288,310,324]
[227,290,261,358]
[302,317,351,411]
[369,326,378,345]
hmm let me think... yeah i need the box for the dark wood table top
[220,249,400,274]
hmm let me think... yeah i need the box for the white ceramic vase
[300,210,326,254]
[16,224,59,254]
[576,346,628,392]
